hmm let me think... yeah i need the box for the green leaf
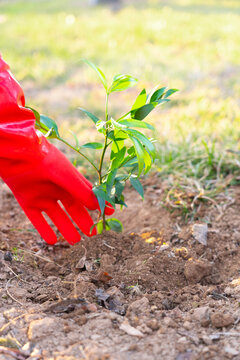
[81,142,103,149]
[111,142,126,160]
[27,106,40,123]
[119,119,154,130]
[106,218,123,232]
[110,130,126,155]
[93,185,115,215]
[97,221,104,234]
[128,136,145,176]
[96,196,106,216]
[143,148,152,174]
[122,156,138,168]
[90,223,97,235]
[93,185,115,206]
[111,147,127,169]
[156,98,170,105]
[130,176,144,199]
[131,89,147,111]
[115,175,129,181]
[164,88,178,98]
[82,59,108,91]
[109,74,138,93]
[106,169,117,195]
[107,169,117,187]
[115,180,125,199]
[111,117,128,130]
[150,87,167,102]
[127,129,156,160]
[78,107,99,125]
[115,196,127,208]
[39,115,60,138]
[127,145,135,155]
[132,103,156,121]
[109,130,128,144]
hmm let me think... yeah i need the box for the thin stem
[117,110,131,121]
[99,92,110,229]
[105,92,109,123]
[99,93,109,183]
[59,137,100,175]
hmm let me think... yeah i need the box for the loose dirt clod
[210,312,235,328]
[28,317,63,340]
[184,258,212,283]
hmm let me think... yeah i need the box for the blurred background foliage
[0,0,240,202]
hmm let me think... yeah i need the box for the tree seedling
[30,60,177,233]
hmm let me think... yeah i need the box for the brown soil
[1,174,240,359]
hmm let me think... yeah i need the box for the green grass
[0,0,240,209]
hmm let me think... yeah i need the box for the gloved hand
[0,55,113,245]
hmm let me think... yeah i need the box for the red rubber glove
[0,55,113,245]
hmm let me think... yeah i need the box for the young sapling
[30,60,177,234]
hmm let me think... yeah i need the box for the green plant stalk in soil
[29,60,177,233]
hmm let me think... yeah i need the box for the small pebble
[210,312,234,328]
[146,319,159,331]
[183,321,192,330]
[163,317,175,328]
[224,346,239,356]
[4,251,13,262]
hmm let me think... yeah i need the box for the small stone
[75,315,87,326]
[184,258,212,283]
[146,318,159,331]
[163,317,175,328]
[4,251,13,262]
[224,346,239,356]
[201,335,212,345]
[128,344,138,351]
[120,321,144,337]
[183,321,192,330]
[28,317,62,340]
[43,263,56,273]
[86,303,98,312]
[210,312,234,328]
[192,223,208,246]
[10,287,28,299]
[231,278,240,287]
[200,317,210,327]
[158,326,167,334]
[177,336,188,344]
[127,297,149,315]
[192,306,210,322]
